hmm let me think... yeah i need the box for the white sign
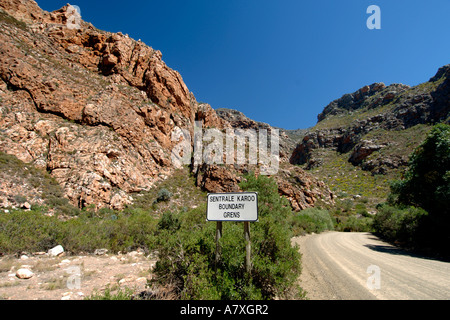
[207,192,258,222]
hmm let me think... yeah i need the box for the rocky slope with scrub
[0,0,333,212]
[289,64,449,206]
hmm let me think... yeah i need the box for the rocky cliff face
[0,0,225,210]
[215,108,304,162]
[0,0,333,211]
[317,82,410,122]
[290,65,450,174]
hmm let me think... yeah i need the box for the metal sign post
[206,192,258,274]
[244,221,251,273]
[215,221,222,272]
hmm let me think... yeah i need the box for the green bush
[152,174,303,300]
[355,203,370,217]
[338,216,373,232]
[341,199,354,212]
[373,204,428,244]
[291,208,334,235]
[390,123,449,216]
[0,208,158,254]
[85,285,136,300]
[154,188,172,203]
[0,209,59,253]
[157,211,181,232]
[382,124,449,255]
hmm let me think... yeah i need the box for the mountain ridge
[289,64,449,207]
[0,0,333,212]
[291,63,449,169]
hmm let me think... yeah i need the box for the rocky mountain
[289,64,449,205]
[0,0,333,212]
[215,108,306,162]
[291,65,449,171]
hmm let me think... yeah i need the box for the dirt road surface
[293,232,450,300]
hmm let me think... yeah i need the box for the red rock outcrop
[0,0,333,211]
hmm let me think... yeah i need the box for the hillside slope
[290,65,450,207]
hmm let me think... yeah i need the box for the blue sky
[36,0,450,130]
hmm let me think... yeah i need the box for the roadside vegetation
[373,124,450,259]
[0,173,305,300]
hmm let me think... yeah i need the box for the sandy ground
[0,250,157,300]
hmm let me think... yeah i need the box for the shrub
[339,216,373,232]
[0,151,80,216]
[390,123,449,218]
[373,204,428,244]
[341,199,353,212]
[383,124,449,254]
[13,195,28,204]
[291,208,334,235]
[355,203,370,217]
[0,208,158,255]
[0,10,28,30]
[85,285,136,300]
[0,210,59,253]
[154,188,172,203]
[152,174,303,300]
[157,211,181,232]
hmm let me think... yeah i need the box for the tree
[388,123,450,254]
[390,123,449,215]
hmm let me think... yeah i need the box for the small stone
[16,268,34,279]
[21,202,31,210]
[127,251,138,257]
[20,255,29,260]
[94,248,108,256]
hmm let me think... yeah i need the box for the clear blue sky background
[36,0,450,130]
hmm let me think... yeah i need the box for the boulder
[348,140,384,165]
[21,202,31,210]
[16,268,34,279]
[48,245,64,257]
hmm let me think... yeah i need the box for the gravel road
[293,231,450,300]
